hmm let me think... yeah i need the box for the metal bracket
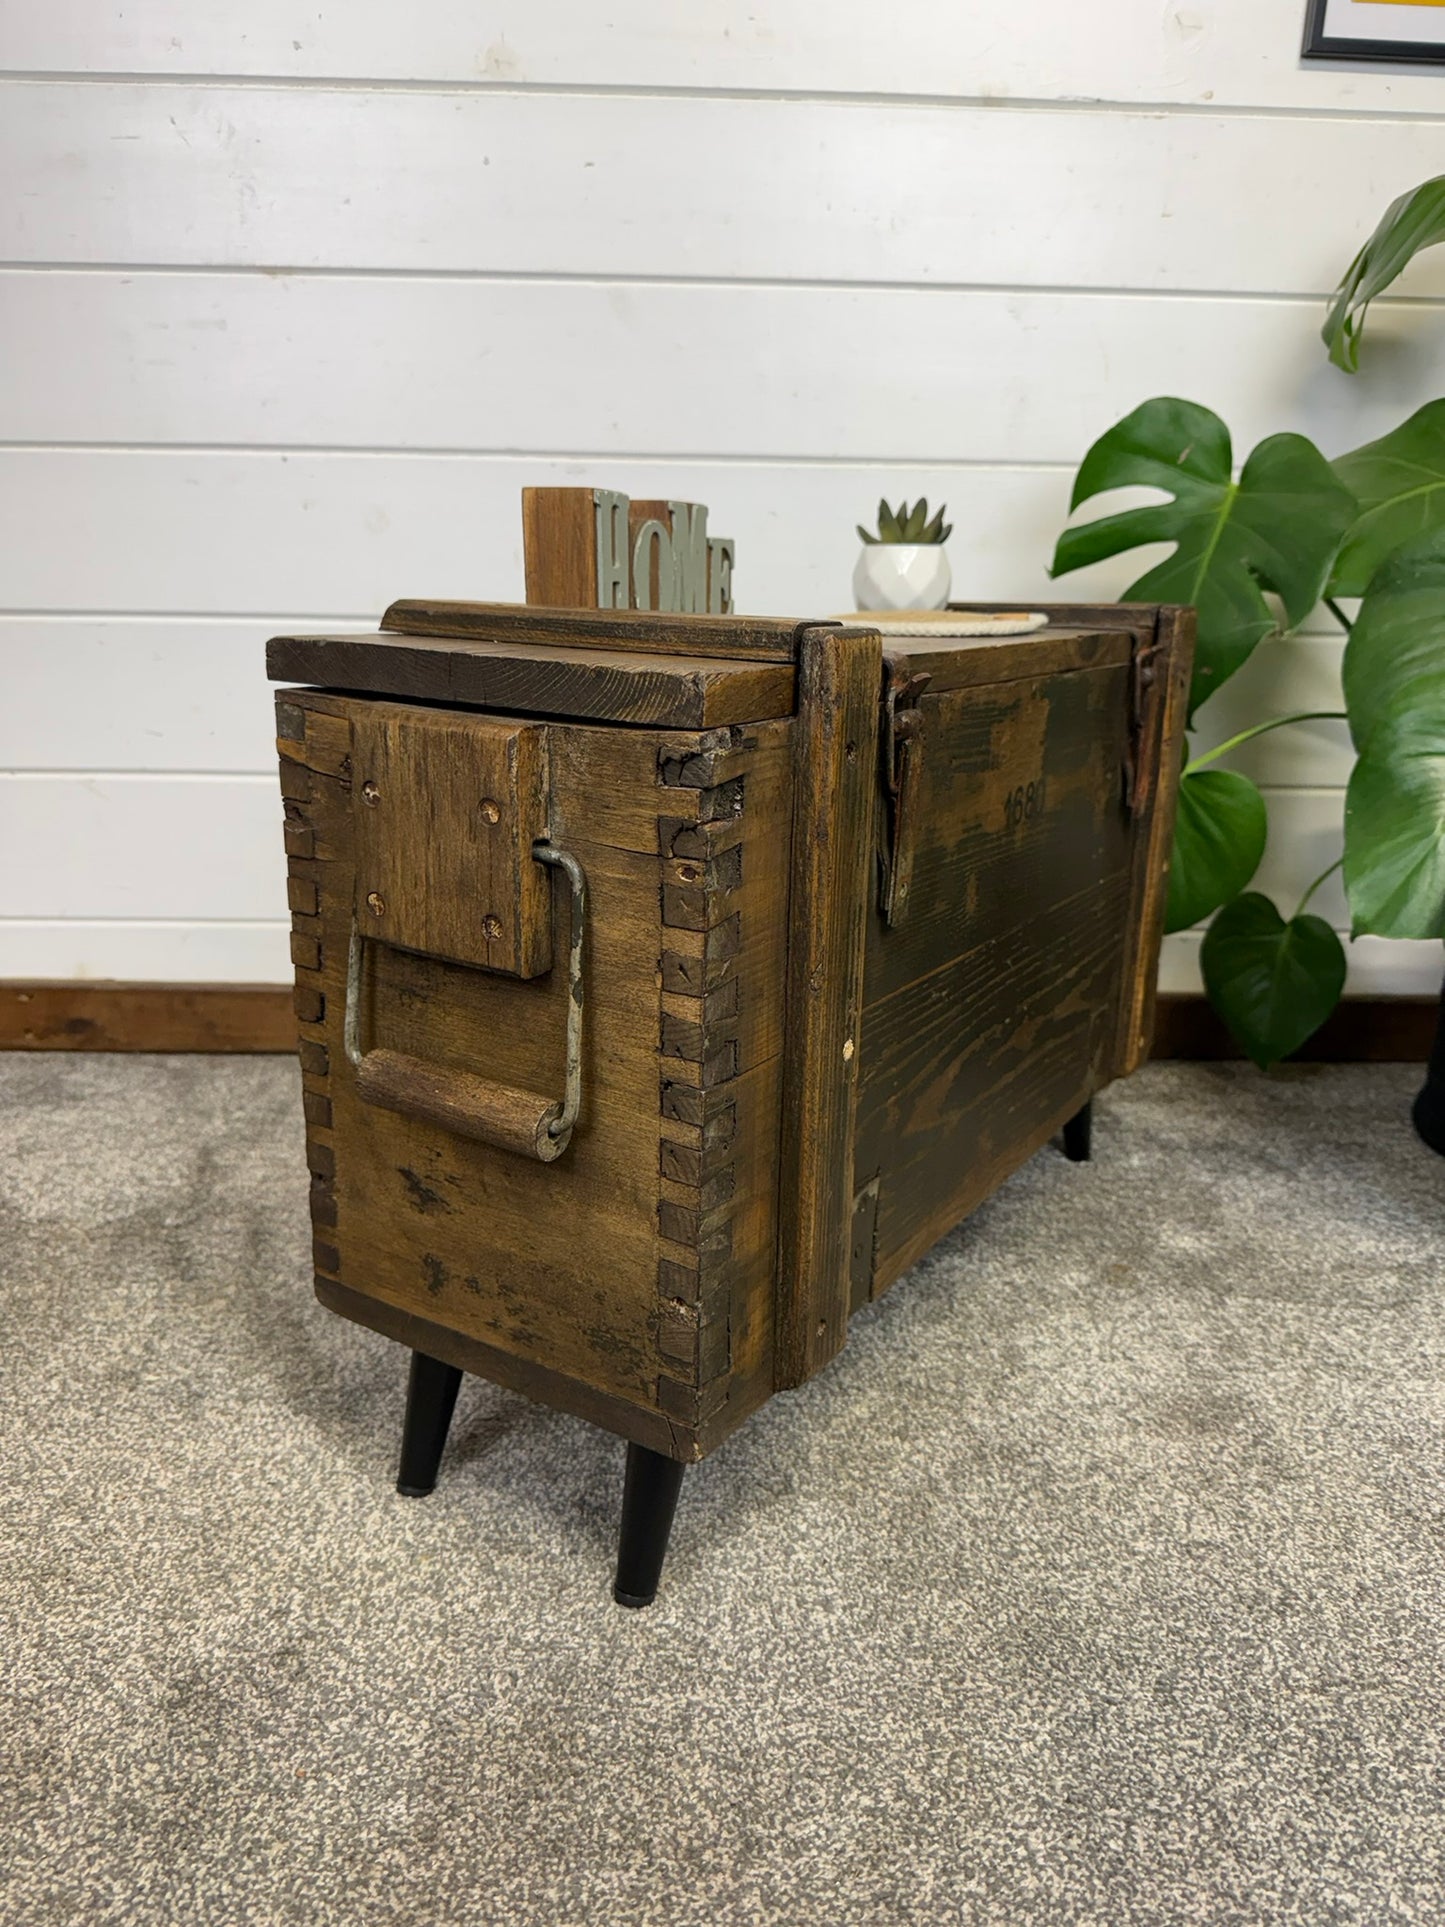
[344,839,587,1159]
[1123,637,1162,814]
[879,664,931,925]
[531,843,587,1145]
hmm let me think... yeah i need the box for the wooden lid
[268,599,1161,727]
[381,599,805,662]
[266,619,800,730]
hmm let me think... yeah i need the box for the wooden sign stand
[522,487,735,615]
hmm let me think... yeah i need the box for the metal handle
[343,841,586,1163]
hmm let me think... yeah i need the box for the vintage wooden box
[270,592,1191,1604]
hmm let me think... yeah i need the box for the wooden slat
[3,769,1427,967]
[861,657,1137,998]
[316,1278,687,1459]
[0,618,314,774]
[855,654,1139,1291]
[958,600,1163,629]
[0,774,285,920]
[1161,930,1445,999]
[0,618,1355,788]
[9,272,1439,465]
[0,983,294,1050]
[1113,606,1195,1076]
[0,923,293,982]
[881,626,1134,692]
[773,623,882,1390]
[380,600,801,663]
[1151,994,1436,1064]
[1190,632,1352,789]
[0,451,1127,618]
[2,980,1434,1063]
[349,708,552,978]
[6,83,1444,297]
[2,0,1439,113]
[862,882,1131,1292]
[266,630,795,728]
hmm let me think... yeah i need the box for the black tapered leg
[1412,973,1445,1156]
[613,1442,687,1609]
[396,1351,463,1497]
[1061,1100,1093,1163]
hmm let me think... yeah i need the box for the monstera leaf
[1201,894,1347,1070]
[1330,401,1445,597]
[1165,767,1268,933]
[1323,176,1445,374]
[1050,399,1356,715]
[1343,530,1445,938]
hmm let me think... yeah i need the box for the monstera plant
[1050,176,1445,1071]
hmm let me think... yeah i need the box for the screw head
[361,780,381,807]
[483,913,504,941]
[366,891,386,917]
[479,797,501,824]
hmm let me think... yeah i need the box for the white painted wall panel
[4,16,1437,997]
[1161,932,1443,997]
[1188,634,1353,789]
[0,450,1112,616]
[2,0,1440,115]
[6,271,1440,463]
[4,84,1443,298]
[2,773,1335,927]
[1244,788,1350,926]
[0,775,285,919]
[0,619,323,772]
[1162,788,1444,996]
[7,764,1435,991]
[0,621,1356,791]
[0,922,292,982]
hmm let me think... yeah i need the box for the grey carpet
[2,1055,1442,1926]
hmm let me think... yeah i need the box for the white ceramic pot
[852,542,952,612]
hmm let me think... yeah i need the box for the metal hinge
[879,664,931,925]
[1123,637,1162,814]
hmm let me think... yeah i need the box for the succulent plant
[856,498,952,545]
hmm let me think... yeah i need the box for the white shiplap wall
[2,3,1442,991]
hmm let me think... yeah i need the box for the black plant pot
[1412,971,1445,1156]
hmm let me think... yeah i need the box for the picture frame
[1303,0,1445,63]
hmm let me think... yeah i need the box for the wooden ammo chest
[270,592,1191,1606]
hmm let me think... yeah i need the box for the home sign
[522,487,735,616]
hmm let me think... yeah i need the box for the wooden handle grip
[354,1047,568,1162]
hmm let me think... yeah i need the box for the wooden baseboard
[1,982,1437,1063]
[1151,993,1436,1064]
[0,983,295,1052]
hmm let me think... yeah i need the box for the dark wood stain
[265,599,1197,1463]
[267,629,794,730]
[4,985,1427,1064]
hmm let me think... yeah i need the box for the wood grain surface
[773,623,883,1390]
[381,599,802,663]
[267,629,795,729]
[883,625,1134,692]
[10,2,1428,114]
[1110,606,1196,1076]
[520,490,732,616]
[3,984,1430,1063]
[276,683,792,1460]
[0,983,295,1051]
[351,706,552,977]
[854,638,1144,1295]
